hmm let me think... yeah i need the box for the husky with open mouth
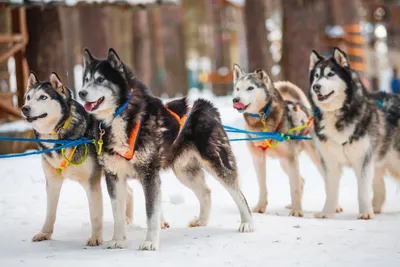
[309,47,400,219]
[78,48,253,251]
[232,65,324,217]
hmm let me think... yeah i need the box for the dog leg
[105,172,127,249]
[173,157,211,228]
[139,172,161,251]
[354,158,374,220]
[126,183,133,225]
[203,162,253,232]
[280,157,303,217]
[315,158,342,219]
[161,208,170,229]
[32,159,63,242]
[247,143,267,213]
[80,175,103,247]
[372,166,386,214]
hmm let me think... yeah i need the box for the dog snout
[21,105,30,116]
[79,90,88,99]
[232,97,240,103]
[313,84,321,93]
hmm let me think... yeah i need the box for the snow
[0,120,32,133]
[1,96,400,267]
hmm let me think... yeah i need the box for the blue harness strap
[113,93,131,117]
[247,104,271,119]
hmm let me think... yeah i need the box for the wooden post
[11,8,28,107]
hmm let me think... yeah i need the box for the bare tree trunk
[148,6,164,96]
[132,7,152,86]
[59,7,78,92]
[244,0,272,72]
[281,0,330,92]
[26,7,66,82]
[108,7,132,67]
[78,5,109,59]
[209,0,230,96]
[160,5,188,97]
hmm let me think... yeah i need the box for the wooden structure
[0,7,28,119]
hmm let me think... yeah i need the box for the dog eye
[236,88,239,91]
[39,95,47,100]
[315,73,320,78]
[247,86,254,91]
[26,95,30,101]
[327,72,334,77]
[96,77,104,83]
[84,77,89,84]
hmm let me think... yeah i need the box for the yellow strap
[59,143,88,170]
[51,116,72,135]
[262,119,311,149]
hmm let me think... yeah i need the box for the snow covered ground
[0,95,400,267]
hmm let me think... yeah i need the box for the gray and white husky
[232,65,324,217]
[309,47,400,219]
[78,48,253,251]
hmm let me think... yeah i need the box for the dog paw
[105,239,127,249]
[139,241,159,251]
[289,209,303,217]
[252,204,267,213]
[238,222,254,233]
[373,207,382,214]
[314,212,335,219]
[32,232,52,242]
[86,236,103,247]
[188,217,208,228]
[126,216,133,225]
[336,206,344,213]
[161,221,170,229]
[358,211,374,220]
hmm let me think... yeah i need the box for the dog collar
[113,93,131,117]
[247,104,272,120]
[51,115,72,135]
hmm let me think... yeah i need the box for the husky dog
[78,48,253,251]
[232,65,323,217]
[21,73,133,246]
[308,47,400,219]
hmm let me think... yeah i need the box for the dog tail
[191,98,222,123]
[165,97,188,117]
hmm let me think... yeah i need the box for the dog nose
[79,90,88,99]
[313,84,321,93]
[21,106,30,116]
[233,97,240,103]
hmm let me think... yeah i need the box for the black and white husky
[309,47,400,219]
[78,48,253,250]
[22,73,106,246]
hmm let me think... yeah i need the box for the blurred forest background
[0,0,399,122]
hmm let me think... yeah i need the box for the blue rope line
[0,136,86,145]
[0,138,93,159]
[247,104,271,119]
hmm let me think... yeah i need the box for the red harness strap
[258,121,282,151]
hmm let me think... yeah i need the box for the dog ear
[309,50,323,71]
[27,72,39,89]
[333,47,349,68]
[83,48,94,69]
[254,69,275,93]
[108,48,123,71]
[233,64,245,84]
[50,73,72,99]
[254,69,272,84]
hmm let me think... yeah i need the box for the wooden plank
[0,100,22,118]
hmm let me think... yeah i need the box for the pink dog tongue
[233,102,246,110]
[84,102,95,111]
